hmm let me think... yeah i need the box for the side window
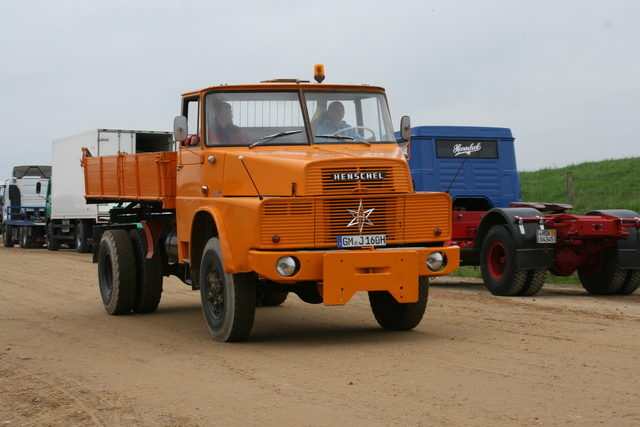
[183,97,200,146]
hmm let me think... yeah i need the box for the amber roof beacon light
[314,64,325,83]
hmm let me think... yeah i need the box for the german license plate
[537,229,556,244]
[337,234,387,248]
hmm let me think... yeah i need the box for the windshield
[305,91,395,144]
[201,89,395,147]
[204,91,309,147]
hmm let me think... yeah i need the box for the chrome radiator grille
[259,193,451,249]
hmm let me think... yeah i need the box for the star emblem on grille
[346,200,374,234]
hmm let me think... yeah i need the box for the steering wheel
[334,126,376,141]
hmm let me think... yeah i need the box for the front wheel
[98,229,136,314]
[368,276,429,330]
[480,225,528,296]
[200,237,255,342]
[75,221,91,253]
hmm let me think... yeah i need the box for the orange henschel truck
[82,65,460,342]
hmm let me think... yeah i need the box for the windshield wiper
[315,134,356,141]
[315,134,371,146]
[249,130,302,148]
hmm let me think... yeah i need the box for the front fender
[194,205,238,273]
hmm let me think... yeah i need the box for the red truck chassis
[449,202,640,296]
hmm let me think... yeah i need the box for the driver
[316,101,364,140]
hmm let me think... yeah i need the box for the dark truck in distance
[401,126,640,296]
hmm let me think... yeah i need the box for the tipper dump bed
[82,149,178,209]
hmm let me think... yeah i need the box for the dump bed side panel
[83,151,178,209]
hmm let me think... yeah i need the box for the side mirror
[399,116,411,159]
[173,116,188,144]
[36,182,41,194]
[400,116,411,141]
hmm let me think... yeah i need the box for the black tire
[480,225,528,296]
[129,228,163,313]
[617,269,640,295]
[200,237,255,342]
[3,225,13,247]
[577,245,626,295]
[518,268,547,296]
[368,276,429,330]
[258,291,289,306]
[75,221,91,253]
[98,229,137,315]
[46,223,60,251]
[19,227,31,249]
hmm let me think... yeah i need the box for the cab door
[176,96,204,262]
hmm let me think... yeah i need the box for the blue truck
[401,126,640,296]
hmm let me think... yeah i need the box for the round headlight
[276,256,299,277]
[426,252,445,272]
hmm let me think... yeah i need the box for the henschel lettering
[332,172,387,181]
[453,142,482,156]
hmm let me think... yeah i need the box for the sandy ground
[1,243,639,427]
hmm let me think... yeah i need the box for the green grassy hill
[520,157,640,214]
[452,156,640,284]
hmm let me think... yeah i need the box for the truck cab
[405,126,521,210]
[2,165,51,248]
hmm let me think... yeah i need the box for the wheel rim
[487,241,507,279]
[205,265,224,319]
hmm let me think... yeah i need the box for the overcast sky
[1,0,639,181]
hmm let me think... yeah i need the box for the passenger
[208,101,251,145]
[316,101,364,140]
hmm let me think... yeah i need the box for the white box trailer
[2,165,51,248]
[48,129,173,252]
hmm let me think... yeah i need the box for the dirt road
[1,244,639,426]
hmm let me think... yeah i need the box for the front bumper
[248,245,460,305]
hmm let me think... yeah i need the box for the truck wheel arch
[191,207,238,280]
[476,207,544,248]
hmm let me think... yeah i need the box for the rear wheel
[617,270,640,295]
[129,229,163,313]
[577,245,626,295]
[480,225,528,296]
[258,291,289,306]
[3,225,13,247]
[46,223,60,251]
[368,276,429,330]
[19,227,32,249]
[518,268,547,296]
[200,237,255,342]
[98,229,136,314]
